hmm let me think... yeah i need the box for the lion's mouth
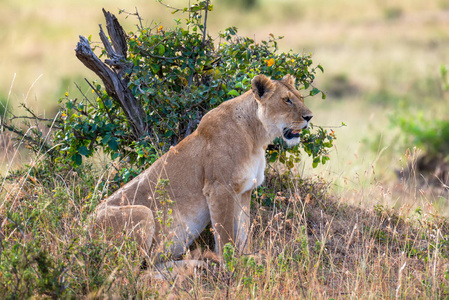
[283,128,302,140]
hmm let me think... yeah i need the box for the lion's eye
[284,98,293,105]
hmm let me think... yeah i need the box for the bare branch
[9,115,60,123]
[74,82,95,107]
[202,0,209,45]
[155,1,183,12]
[0,121,52,152]
[75,10,149,139]
[84,79,115,125]
[102,9,128,58]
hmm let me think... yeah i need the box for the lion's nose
[303,115,313,122]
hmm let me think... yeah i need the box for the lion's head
[251,74,313,147]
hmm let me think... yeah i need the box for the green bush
[51,1,333,181]
[392,112,449,159]
[391,65,449,159]
[0,1,335,186]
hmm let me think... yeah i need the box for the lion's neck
[236,93,274,148]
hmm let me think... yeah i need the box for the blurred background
[1,0,449,212]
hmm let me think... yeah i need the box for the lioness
[95,74,313,260]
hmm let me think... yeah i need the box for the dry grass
[0,159,448,298]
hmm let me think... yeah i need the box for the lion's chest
[239,149,266,194]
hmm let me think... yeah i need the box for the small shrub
[392,113,449,159]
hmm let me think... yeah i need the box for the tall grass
[0,149,448,298]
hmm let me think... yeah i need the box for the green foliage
[267,126,335,169]
[221,242,302,293]
[391,111,449,158]
[0,160,144,298]
[386,65,449,160]
[0,238,64,299]
[223,243,237,272]
[53,0,333,177]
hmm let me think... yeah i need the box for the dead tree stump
[75,9,148,139]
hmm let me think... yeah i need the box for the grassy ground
[1,0,449,298]
[0,161,448,298]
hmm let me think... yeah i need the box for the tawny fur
[94,74,313,260]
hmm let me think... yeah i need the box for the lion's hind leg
[94,204,155,254]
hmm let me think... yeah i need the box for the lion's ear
[281,74,295,86]
[251,74,274,101]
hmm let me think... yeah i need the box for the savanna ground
[1,0,449,298]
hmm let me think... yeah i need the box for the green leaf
[228,90,239,97]
[78,145,89,156]
[108,138,119,151]
[235,82,244,89]
[102,134,111,145]
[310,87,320,96]
[151,64,160,73]
[312,157,320,168]
[210,97,218,105]
[158,44,165,55]
[71,154,82,166]
[268,151,278,163]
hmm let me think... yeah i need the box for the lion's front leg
[204,182,236,256]
[234,190,251,254]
